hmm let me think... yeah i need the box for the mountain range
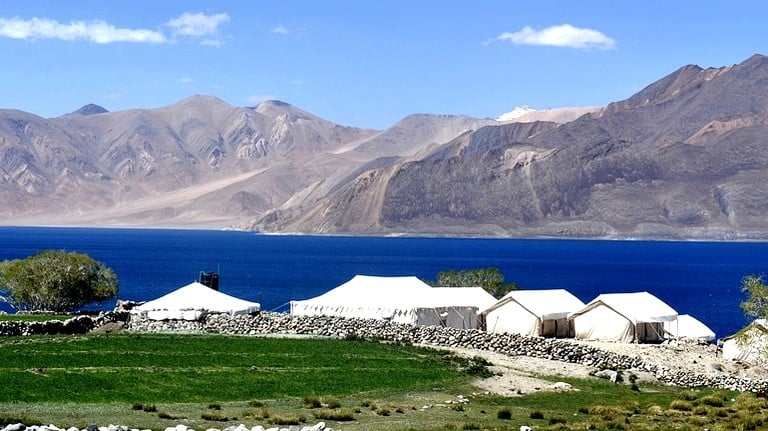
[2,54,768,239]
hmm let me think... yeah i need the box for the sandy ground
[438,339,768,396]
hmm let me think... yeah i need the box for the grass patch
[0,333,467,403]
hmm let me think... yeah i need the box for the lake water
[0,226,766,340]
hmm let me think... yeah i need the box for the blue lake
[0,226,766,340]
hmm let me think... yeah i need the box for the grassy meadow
[1,333,767,430]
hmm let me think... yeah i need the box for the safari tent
[664,314,716,342]
[568,292,678,343]
[133,281,261,320]
[289,275,495,329]
[480,289,585,337]
[721,319,768,365]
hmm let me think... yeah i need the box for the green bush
[670,400,694,411]
[548,416,567,425]
[201,411,237,421]
[678,390,699,401]
[0,250,118,312]
[530,410,544,419]
[496,408,512,420]
[269,414,306,425]
[312,408,357,421]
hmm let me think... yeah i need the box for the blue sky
[0,1,766,129]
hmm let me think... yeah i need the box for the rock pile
[129,311,768,393]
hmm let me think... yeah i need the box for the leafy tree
[736,274,768,360]
[433,267,518,298]
[0,250,119,312]
[740,274,768,321]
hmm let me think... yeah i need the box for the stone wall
[0,312,128,336]
[128,311,768,393]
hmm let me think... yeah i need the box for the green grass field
[1,333,768,431]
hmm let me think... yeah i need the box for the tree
[740,274,768,321]
[735,274,768,359]
[433,267,518,299]
[0,250,119,312]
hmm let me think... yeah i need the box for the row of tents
[132,274,716,344]
[289,275,716,344]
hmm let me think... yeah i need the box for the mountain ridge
[2,54,768,239]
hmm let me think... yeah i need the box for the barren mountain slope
[262,54,768,239]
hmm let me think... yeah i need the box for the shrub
[700,395,724,407]
[670,400,694,411]
[375,407,391,416]
[303,395,339,409]
[312,408,356,421]
[529,410,544,419]
[269,414,306,425]
[157,412,183,420]
[692,405,709,416]
[461,424,481,430]
[247,400,266,408]
[548,416,567,425]
[131,402,144,410]
[201,411,237,421]
[678,390,699,401]
[142,404,157,413]
[647,405,664,416]
[0,414,41,427]
[496,408,512,420]
[207,403,222,410]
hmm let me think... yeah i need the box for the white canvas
[134,281,261,320]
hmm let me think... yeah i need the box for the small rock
[550,381,572,390]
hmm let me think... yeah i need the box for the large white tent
[133,281,261,321]
[664,314,716,342]
[290,275,496,329]
[721,319,768,365]
[568,292,678,343]
[481,289,585,337]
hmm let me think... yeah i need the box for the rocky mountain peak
[65,103,109,117]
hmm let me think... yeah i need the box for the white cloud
[178,77,194,84]
[272,25,289,35]
[167,12,229,37]
[0,17,166,43]
[493,24,615,50]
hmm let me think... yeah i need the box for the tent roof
[135,281,261,314]
[667,314,716,341]
[291,275,495,310]
[294,275,433,308]
[426,287,498,311]
[482,289,585,319]
[569,291,678,323]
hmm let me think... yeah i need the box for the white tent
[290,275,495,329]
[664,314,716,342]
[568,292,678,343]
[721,319,768,365]
[481,289,585,337]
[133,281,261,321]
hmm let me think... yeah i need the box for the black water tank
[199,271,220,290]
